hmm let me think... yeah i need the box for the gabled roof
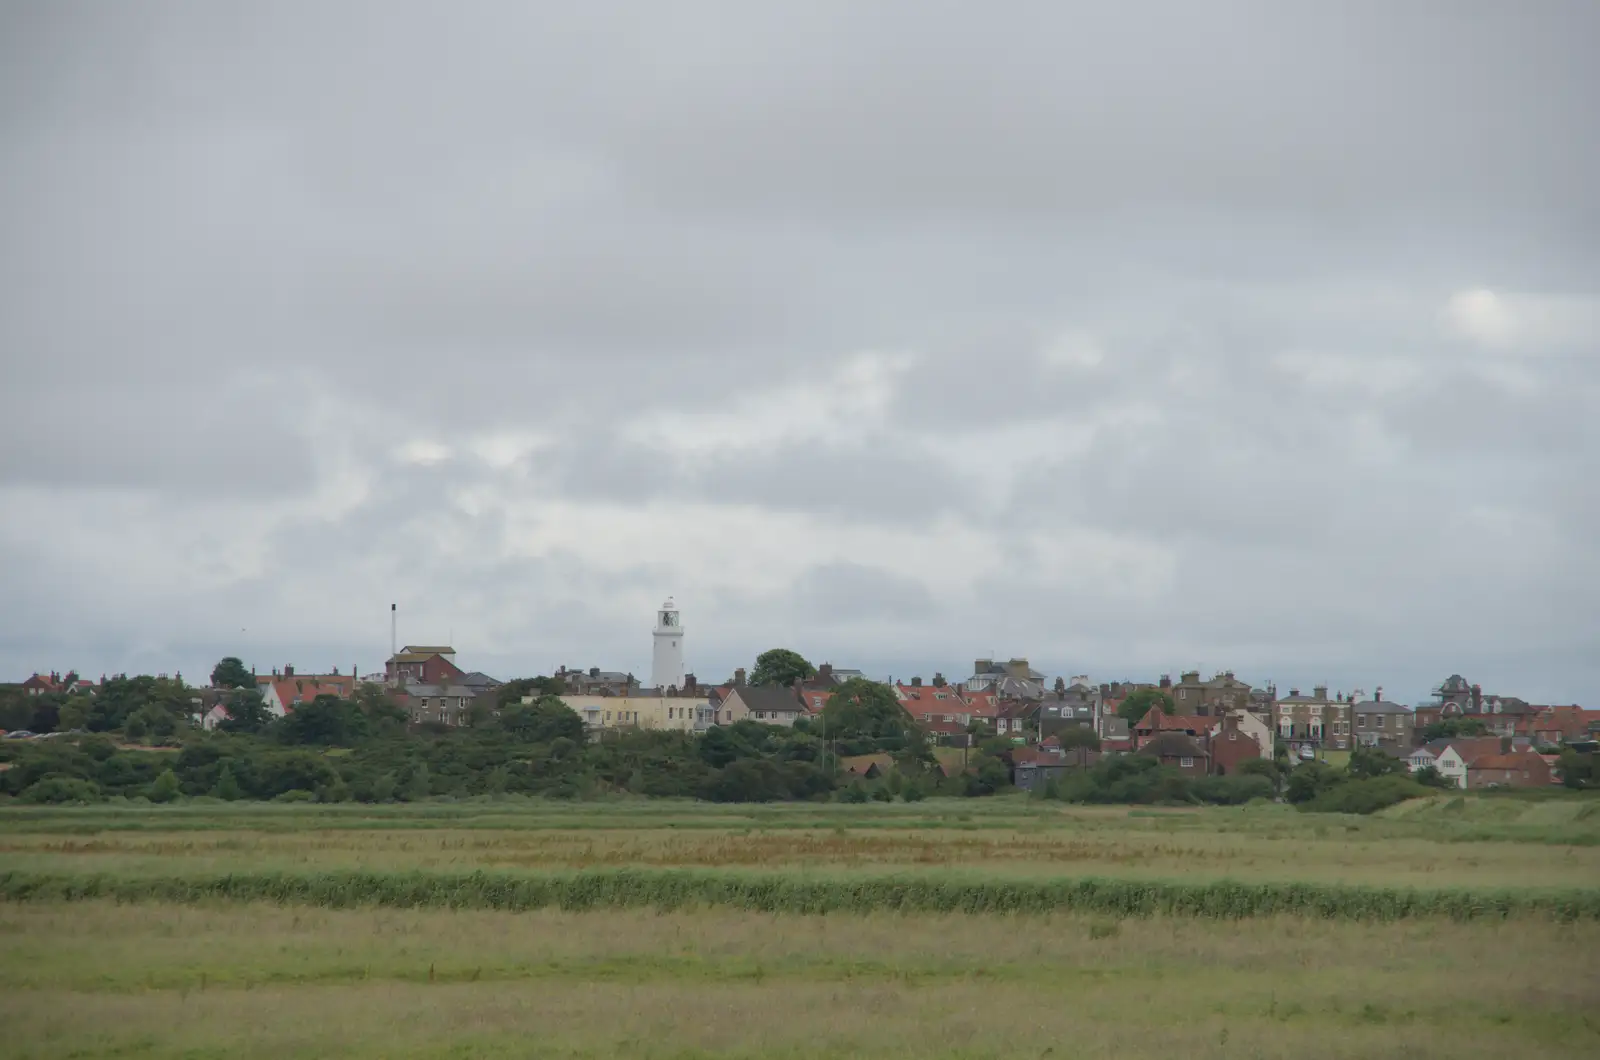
[402,645,455,655]
[1138,732,1208,759]
[460,671,501,688]
[1467,751,1546,770]
[729,685,807,714]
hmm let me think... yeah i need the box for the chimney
[911,675,922,687]
[1375,685,1383,703]
[734,667,746,687]
[818,663,833,680]
[1472,684,1482,712]
[589,667,600,678]
[1159,674,1172,690]
[1313,684,1328,701]
[285,664,295,678]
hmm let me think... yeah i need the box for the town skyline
[9,594,1588,709]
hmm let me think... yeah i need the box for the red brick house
[1531,706,1600,747]
[1465,750,1552,789]
[20,673,62,696]
[1136,732,1210,776]
[1208,713,1263,775]
[386,646,465,688]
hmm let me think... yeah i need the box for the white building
[651,598,685,693]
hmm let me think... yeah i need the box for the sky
[2,2,1596,705]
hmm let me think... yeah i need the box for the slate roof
[732,685,808,714]
[1137,732,1209,759]
[1351,699,1413,715]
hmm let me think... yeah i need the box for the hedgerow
[2,868,1595,921]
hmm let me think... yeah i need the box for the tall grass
[4,867,1596,921]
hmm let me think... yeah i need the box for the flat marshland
[3,796,1599,1058]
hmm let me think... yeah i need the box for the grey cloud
[791,562,938,624]
[1,2,1596,704]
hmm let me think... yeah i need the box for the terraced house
[1274,685,1350,751]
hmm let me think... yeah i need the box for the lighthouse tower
[651,598,685,692]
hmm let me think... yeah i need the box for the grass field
[3,796,1599,1057]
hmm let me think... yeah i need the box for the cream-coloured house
[556,695,716,734]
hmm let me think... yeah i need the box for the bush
[1299,775,1431,815]
[19,776,101,804]
[147,768,182,803]
[274,788,315,802]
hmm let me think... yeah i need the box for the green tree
[148,768,182,803]
[1056,727,1102,751]
[1348,745,1405,779]
[1422,717,1489,741]
[213,761,243,800]
[1414,765,1453,789]
[404,762,431,801]
[819,678,924,755]
[218,688,274,735]
[750,649,817,688]
[277,695,369,746]
[371,772,398,802]
[499,696,584,743]
[210,657,253,689]
[495,675,567,710]
[1116,688,1175,725]
[1556,748,1594,790]
[57,697,90,732]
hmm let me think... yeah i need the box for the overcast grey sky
[2,2,1596,703]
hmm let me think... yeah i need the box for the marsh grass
[2,903,1597,1059]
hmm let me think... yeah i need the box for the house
[258,670,359,717]
[1406,744,1440,774]
[1424,738,1506,789]
[839,753,894,779]
[1100,716,1131,746]
[966,658,1047,700]
[554,665,636,697]
[1136,732,1209,776]
[397,683,478,726]
[1350,696,1414,750]
[994,699,1041,739]
[1132,707,1213,750]
[720,685,809,727]
[1217,708,1272,758]
[1417,675,1537,739]
[1208,713,1264,775]
[1169,670,1254,716]
[1531,706,1600,747]
[1466,750,1552,790]
[387,647,466,688]
[1038,678,1099,738]
[20,673,57,696]
[1274,686,1351,751]
[560,693,718,734]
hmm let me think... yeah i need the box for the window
[1177,689,1187,700]
[1228,731,1237,741]
[1180,756,1194,768]
[1376,716,1386,728]
[1357,715,1366,728]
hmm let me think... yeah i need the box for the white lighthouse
[651,597,685,692]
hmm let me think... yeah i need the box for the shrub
[147,768,182,803]
[1299,775,1431,815]
[20,776,101,804]
[274,788,315,802]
